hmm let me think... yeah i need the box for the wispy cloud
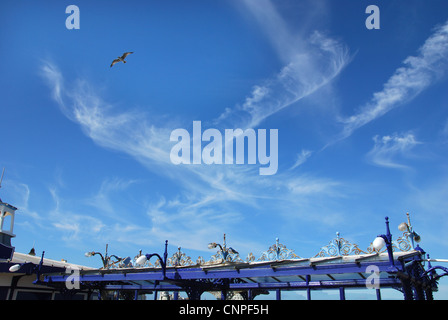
[286,175,341,196]
[40,58,352,250]
[85,178,138,218]
[290,149,313,170]
[48,187,107,243]
[38,0,356,252]
[366,132,421,169]
[340,20,448,140]
[216,0,351,128]
[40,62,255,247]
[441,118,448,140]
[4,181,42,223]
[41,61,176,169]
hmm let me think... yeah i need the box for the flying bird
[110,52,134,67]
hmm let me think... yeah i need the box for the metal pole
[276,289,281,300]
[376,288,381,300]
[339,287,345,300]
[306,275,311,300]
[384,217,395,267]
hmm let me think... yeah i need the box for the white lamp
[398,222,408,232]
[9,264,21,272]
[373,236,386,251]
[136,255,148,266]
[208,242,217,249]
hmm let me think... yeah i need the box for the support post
[339,287,345,300]
[376,288,381,300]
[384,217,395,268]
[306,275,311,300]
[276,289,281,300]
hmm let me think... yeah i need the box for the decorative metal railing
[91,214,419,269]
[129,230,415,268]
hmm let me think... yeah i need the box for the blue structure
[0,184,446,300]
[39,216,446,300]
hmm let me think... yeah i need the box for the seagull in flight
[110,52,134,67]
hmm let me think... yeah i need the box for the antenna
[0,168,4,189]
[0,168,4,202]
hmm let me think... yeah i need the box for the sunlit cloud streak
[366,133,421,170]
[40,61,345,245]
[38,1,356,250]
[339,20,448,140]
[216,0,351,128]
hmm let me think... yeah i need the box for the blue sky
[1,0,448,299]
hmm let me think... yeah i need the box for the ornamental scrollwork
[394,231,413,252]
[258,238,300,261]
[167,247,195,267]
[314,232,368,257]
[207,250,244,264]
[245,252,256,263]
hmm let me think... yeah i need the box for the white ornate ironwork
[314,232,368,257]
[258,238,300,261]
[245,252,257,263]
[167,247,195,267]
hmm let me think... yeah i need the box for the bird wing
[110,58,120,67]
[121,52,134,59]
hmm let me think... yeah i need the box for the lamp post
[208,233,239,262]
[85,244,123,269]
[135,240,169,279]
[9,250,46,284]
[398,212,421,249]
[134,240,169,300]
[372,217,395,268]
